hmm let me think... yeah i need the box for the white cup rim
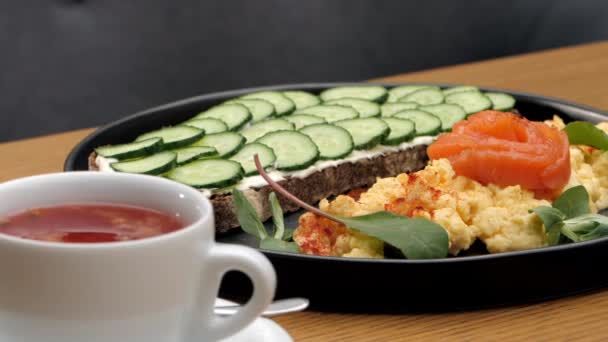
[0,171,213,250]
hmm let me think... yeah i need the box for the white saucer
[219,317,292,342]
[215,299,293,342]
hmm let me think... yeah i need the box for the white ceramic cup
[0,172,277,342]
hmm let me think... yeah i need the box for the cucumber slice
[183,118,228,134]
[320,86,388,103]
[136,126,204,150]
[285,114,327,130]
[445,91,492,115]
[400,88,444,106]
[172,146,218,165]
[95,137,162,160]
[282,91,321,110]
[230,142,277,176]
[111,151,177,175]
[300,124,354,160]
[393,110,442,136]
[192,132,245,158]
[485,92,516,111]
[419,104,466,131]
[334,118,389,150]
[240,119,294,142]
[381,102,419,117]
[196,103,252,131]
[442,86,479,95]
[167,159,244,189]
[257,131,319,171]
[387,85,439,102]
[382,118,416,145]
[241,91,295,116]
[325,98,381,118]
[295,104,359,123]
[226,98,276,122]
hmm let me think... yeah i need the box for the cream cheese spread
[95,135,434,197]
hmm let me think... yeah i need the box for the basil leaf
[560,225,580,243]
[552,185,590,219]
[268,192,285,240]
[564,214,604,233]
[532,193,608,246]
[531,206,565,229]
[530,206,565,246]
[260,238,300,253]
[562,213,608,242]
[547,222,565,246]
[337,212,449,259]
[564,121,608,150]
[579,224,608,241]
[232,189,268,240]
[560,214,603,242]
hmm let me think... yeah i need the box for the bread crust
[89,144,429,232]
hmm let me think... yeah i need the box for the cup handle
[195,242,276,341]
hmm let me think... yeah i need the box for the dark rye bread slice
[88,144,429,233]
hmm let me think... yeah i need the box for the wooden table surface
[2,41,608,341]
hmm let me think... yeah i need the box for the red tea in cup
[0,204,184,243]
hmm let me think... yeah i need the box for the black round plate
[65,83,608,312]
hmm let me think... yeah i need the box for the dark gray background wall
[1,0,607,142]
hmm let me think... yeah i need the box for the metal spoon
[214,297,309,317]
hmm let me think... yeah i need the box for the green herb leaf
[563,214,608,242]
[233,189,299,253]
[564,121,608,150]
[260,238,300,253]
[547,222,565,246]
[338,211,449,259]
[269,192,285,240]
[564,214,604,233]
[579,224,608,241]
[531,206,566,228]
[283,228,295,241]
[532,187,608,245]
[552,185,590,218]
[530,206,565,246]
[232,189,267,240]
[560,225,581,243]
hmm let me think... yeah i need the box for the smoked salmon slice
[427,111,570,198]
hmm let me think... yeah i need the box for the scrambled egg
[295,159,549,256]
[294,117,608,258]
[294,213,384,258]
[546,116,608,212]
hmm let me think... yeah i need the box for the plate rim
[64,82,608,265]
